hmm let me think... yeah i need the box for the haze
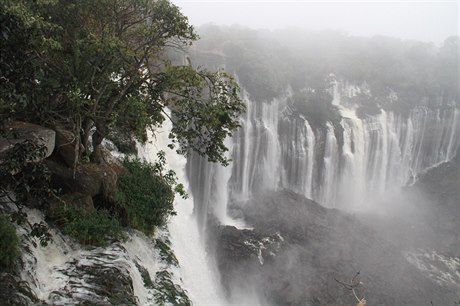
[173,0,458,44]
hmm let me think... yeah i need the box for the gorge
[0,8,459,305]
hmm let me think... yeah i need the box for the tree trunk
[91,121,106,162]
[81,118,93,157]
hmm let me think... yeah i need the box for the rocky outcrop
[0,272,37,306]
[217,190,457,306]
[407,159,460,254]
[54,127,83,168]
[45,160,117,202]
[92,145,126,175]
[0,122,55,160]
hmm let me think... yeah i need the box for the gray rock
[0,272,38,306]
[0,122,55,160]
[217,189,457,306]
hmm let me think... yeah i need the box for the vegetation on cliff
[1,0,244,165]
[0,214,20,269]
[115,154,187,235]
[0,0,245,267]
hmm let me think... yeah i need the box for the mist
[173,0,458,44]
[2,1,458,305]
[183,19,459,305]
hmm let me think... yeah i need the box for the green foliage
[0,0,60,127]
[116,154,185,235]
[29,221,52,247]
[1,0,244,166]
[165,65,245,165]
[0,140,54,208]
[61,206,124,247]
[0,214,20,269]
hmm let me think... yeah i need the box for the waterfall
[187,83,460,216]
[319,122,339,207]
[18,208,174,305]
[179,81,459,304]
[227,93,284,203]
[138,117,229,305]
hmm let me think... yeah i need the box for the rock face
[0,122,55,160]
[54,127,83,168]
[45,160,117,202]
[0,272,37,306]
[217,225,283,287]
[216,190,457,306]
[408,159,460,254]
[92,146,126,175]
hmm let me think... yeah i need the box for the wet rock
[79,264,137,305]
[47,247,138,306]
[0,122,55,160]
[218,226,283,266]
[92,146,126,175]
[218,189,457,306]
[0,272,37,306]
[408,159,460,254]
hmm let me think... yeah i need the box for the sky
[172,0,459,44]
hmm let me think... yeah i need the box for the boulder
[0,122,55,160]
[54,127,84,168]
[92,146,125,175]
[217,190,457,306]
[45,160,117,201]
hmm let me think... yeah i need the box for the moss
[0,214,20,269]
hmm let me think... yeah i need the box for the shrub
[115,153,186,235]
[0,214,20,269]
[62,207,124,247]
[0,140,54,209]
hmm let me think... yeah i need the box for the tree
[0,0,244,165]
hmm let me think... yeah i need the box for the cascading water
[187,81,460,216]
[138,118,229,305]
[227,92,285,202]
[10,112,232,306]
[16,207,176,305]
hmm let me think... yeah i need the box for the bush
[62,207,124,247]
[0,214,20,269]
[115,154,185,235]
[0,140,54,209]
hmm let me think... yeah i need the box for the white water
[17,113,234,305]
[405,250,460,290]
[19,208,167,305]
[138,118,229,305]
[188,81,460,214]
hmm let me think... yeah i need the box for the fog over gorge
[0,1,458,306]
